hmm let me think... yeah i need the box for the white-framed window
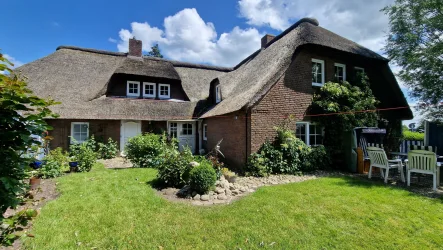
[203,124,207,140]
[169,122,177,138]
[312,59,325,87]
[158,84,170,99]
[334,63,346,82]
[127,81,140,97]
[295,122,323,146]
[143,82,156,98]
[354,67,364,74]
[70,122,89,143]
[215,85,221,103]
[182,123,193,135]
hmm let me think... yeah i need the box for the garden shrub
[304,145,331,172]
[245,125,331,176]
[97,138,118,159]
[259,141,286,174]
[157,148,194,188]
[69,136,97,157]
[403,130,424,141]
[189,162,217,194]
[73,143,97,172]
[279,138,311,174]
[245,153,271,177]
[40,148,69,178]
[125,133,177,168]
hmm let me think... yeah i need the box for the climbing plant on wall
[309,76,379,163]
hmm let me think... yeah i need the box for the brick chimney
[261,34,275,48]
[128,37,142,57]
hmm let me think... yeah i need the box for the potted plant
[28,164,42,190]
[69,157,78,173]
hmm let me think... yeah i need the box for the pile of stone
[159,172,332,206]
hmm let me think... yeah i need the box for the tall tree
[383,0,443,121]
[146,44,163,58]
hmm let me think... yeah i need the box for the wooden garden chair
[406,150,440,191]
[367,147,405,183]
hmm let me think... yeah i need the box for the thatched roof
[16,46,227,120]
[17,17,411,121]
[114,58,180,80]
[201,18,411,119]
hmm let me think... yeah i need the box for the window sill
[312,83,324,87]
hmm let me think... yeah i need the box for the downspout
[245,110,249,167]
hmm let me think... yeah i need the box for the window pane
[73,124,80,133]
[73,132,81,141]
[312,62,323,83]
[317,135,323,144]
[81,124,88,132]
[309,124,316,134]
[310,135,316,145]
[296,123,306,143]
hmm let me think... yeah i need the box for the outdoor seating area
[365,146,442,191]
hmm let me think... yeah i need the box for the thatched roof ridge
[201,18,394,118]
[57,46,127,57]
[144,56,233,72]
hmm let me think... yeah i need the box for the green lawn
[25,163,443,249]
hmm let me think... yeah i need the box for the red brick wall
[203,111,248,171]
[250,50,314,152]
[249,46,374,153]
[46,119,121,151]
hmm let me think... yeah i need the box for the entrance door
[169,121,196,153]
[120,120,141,152]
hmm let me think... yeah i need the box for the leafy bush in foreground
[125,133,177,168]
[72,143,97,172]
[245,126,331,176]
[97,138,118,159]
[189,162,217,194]
[157,148,194,188]
[41,147,69,178]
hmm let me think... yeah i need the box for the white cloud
[238,0,394,53]
[1,54,23,74]
[51,21,60,27]
[116,8,262,66]
[108,38,117,43]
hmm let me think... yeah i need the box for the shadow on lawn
[334,175,443,201]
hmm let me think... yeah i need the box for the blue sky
[2,0,418,124]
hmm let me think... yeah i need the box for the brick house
[18,18,412,169]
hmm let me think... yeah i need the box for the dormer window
[127,81,140,97]
[159,84,170,99]
[215,85,221,103]
[143,82,156,98]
